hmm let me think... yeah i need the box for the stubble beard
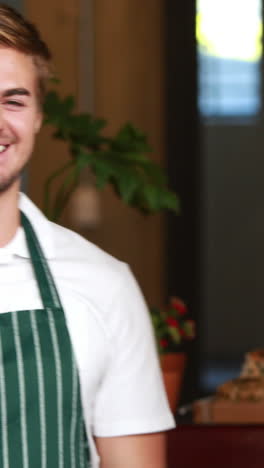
[0,165,26,194]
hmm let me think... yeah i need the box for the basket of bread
[194,349,264,423]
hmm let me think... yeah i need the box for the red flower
[160,338,168,348]
[170,297,187,315]
[166,317,179,328]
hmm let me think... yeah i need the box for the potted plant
[150,297,195,411]
[42,90,180,222]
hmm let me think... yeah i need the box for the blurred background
[11,0,264,407]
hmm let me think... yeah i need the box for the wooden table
[167,425,264,467]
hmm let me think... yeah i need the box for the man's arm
[95,432,167,468]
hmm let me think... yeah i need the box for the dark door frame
[165,0,201,404]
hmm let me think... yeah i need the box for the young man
[0,4,175,467]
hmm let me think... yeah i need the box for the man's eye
[6,100,24,107]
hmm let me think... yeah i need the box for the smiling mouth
[0,145,9,154]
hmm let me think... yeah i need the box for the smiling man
[0,52,41,196]
[0,4,175,468]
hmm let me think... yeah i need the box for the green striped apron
[0,212,91,467]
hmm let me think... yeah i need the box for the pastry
[216,377,264,402]
[241,349,264,378]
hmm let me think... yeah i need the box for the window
[196,0,262,118]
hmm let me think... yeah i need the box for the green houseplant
[42,90,180,222]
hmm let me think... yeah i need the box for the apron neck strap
[20,211,62,309]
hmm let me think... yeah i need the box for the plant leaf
[42,89,180,220]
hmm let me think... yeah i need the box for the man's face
[0,47,42,193]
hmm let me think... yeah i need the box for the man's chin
[0,173,21,193]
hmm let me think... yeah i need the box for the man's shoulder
[51,220,124,270]
[20,193,129,285]
[49,221,133,311]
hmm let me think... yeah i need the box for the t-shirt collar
[6,192,55,260]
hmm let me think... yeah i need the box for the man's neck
[0,186,20,247]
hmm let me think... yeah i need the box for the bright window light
[196,0,263,118]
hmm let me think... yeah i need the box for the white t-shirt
[0,193,175,466]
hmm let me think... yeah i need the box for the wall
[24,0,79,209]
[24,0,166,306]
[202,122,264,360]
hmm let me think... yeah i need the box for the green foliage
[43,90,180,222]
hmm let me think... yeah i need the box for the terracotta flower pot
[160,352,187,412]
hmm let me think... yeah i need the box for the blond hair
[0,4,52,104]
